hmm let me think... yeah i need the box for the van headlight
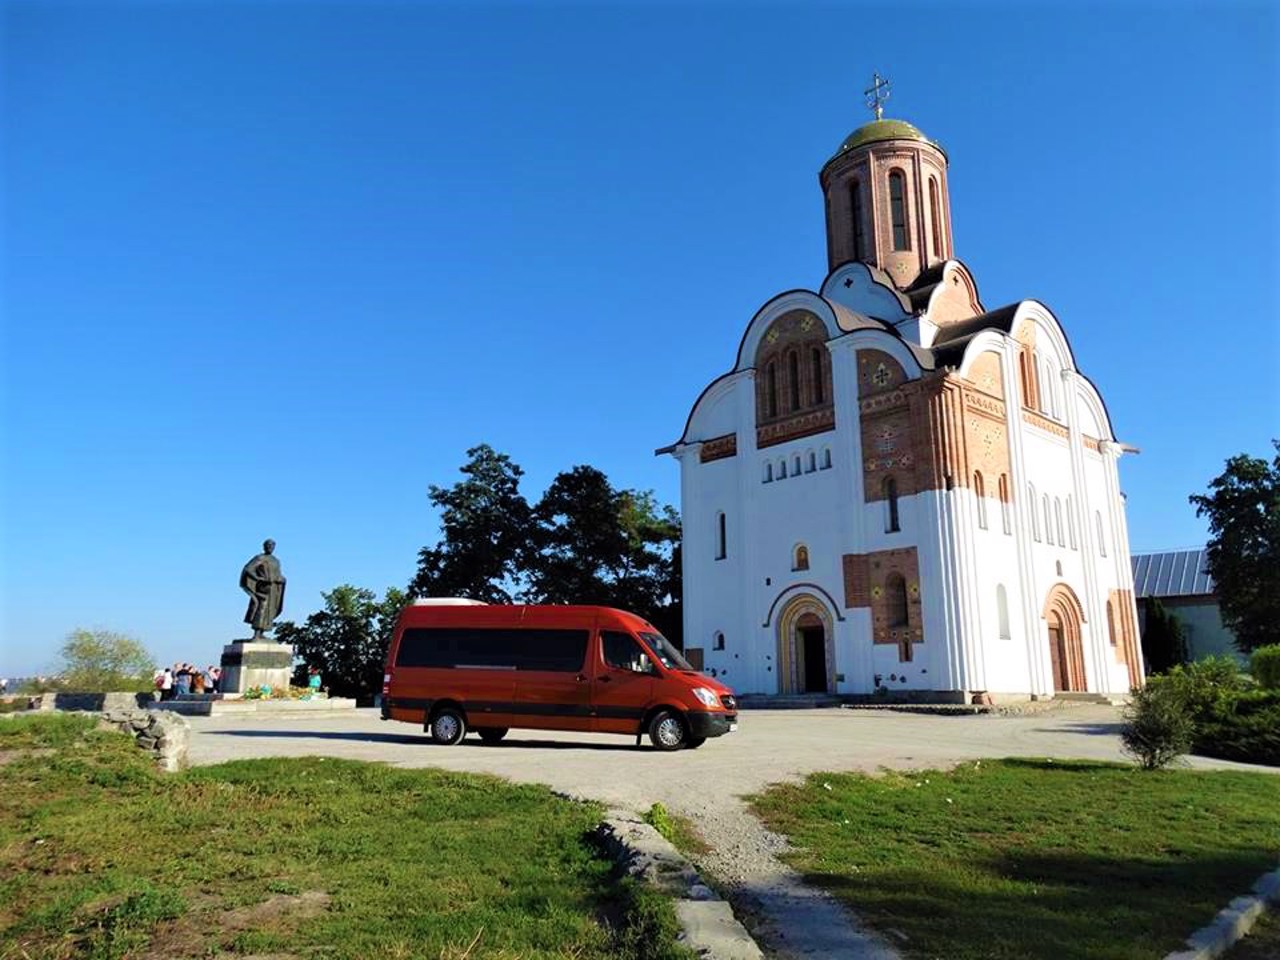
[692,687,719,708]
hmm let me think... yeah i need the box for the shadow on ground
[210,729,654,751]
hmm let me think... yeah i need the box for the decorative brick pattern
[1108,588,1142,689]
[699,433,738,463]
[754,310,835,448]
[1021,408,1069,440]
[1082,435,1102,453]
[1042,584,1088,693]
[843,546,923,662]
[757,408,836,450]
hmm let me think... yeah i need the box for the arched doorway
[776,595,835,694]
[1042,584,1087,693]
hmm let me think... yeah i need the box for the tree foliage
[1188,440,1280,653]
[1140,596,1188,675]
[1120,681,1194,770]
[408,444,531,604]
[276,585,406,704]
[55,629,157,692]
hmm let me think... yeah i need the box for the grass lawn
[0,714,688,960]
[749,758,1280,960]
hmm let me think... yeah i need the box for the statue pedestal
[220,642,294,696]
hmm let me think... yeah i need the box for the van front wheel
[476,727,508,745]
[648,710,687,751]
[429,706,466,746]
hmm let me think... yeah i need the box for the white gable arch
[832,328,927,379]
[1074,378,1115,442]
[734,290,842,372]
[1013,301,1077,372]
[956,330,1012,377]
[820,262,912,324]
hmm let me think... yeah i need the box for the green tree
[276,585,406,704]
[408,444,531,603]
[1140,596,1189,674]
[524,465,682,646]
[1189,440,1280,653]
[57,628,156,691]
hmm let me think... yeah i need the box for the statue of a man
[240,539,287,641]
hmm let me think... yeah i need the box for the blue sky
[2,1,1276,676]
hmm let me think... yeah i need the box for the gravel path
[184,705,1266,958]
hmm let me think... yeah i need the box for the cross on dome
[864,72,891,120]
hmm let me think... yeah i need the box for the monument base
[220,641,295,695]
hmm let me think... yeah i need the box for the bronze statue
[240,539,287,641]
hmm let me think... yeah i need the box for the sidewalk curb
[596,809,765,960]
[1163,866,1280,960]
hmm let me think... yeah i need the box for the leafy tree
[276,585,406,704]
[524,465,682,646]
[57,628,157,692]
[408,444,531,603]
[1189,440,1280,653]
[1140,596,1188,674]
[1120,681,1194,770]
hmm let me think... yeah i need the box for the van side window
[601,631,653,674]
[396,627,587,672]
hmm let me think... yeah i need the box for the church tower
[819,74,952,288]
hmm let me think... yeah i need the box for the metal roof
[1131,548,1215,598]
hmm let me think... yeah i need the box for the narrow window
[999,474,1012,534]
[811,347,824,405]
[1067,496,1077,549]
[1018,351,1033,408]
[1106,601,1118,646]
[850,179,865,260]
[766,362,778,419]
[793,545,810,571]
[715,512,726,560]
[1096,511,1107,557]
[929,177,942,258]
[974,472,988,529]
[889,170,909,251]
[821,448,832,469]
[788,350,801,411]
[884,476,900,533]
[713,631,725,651]
[1043,496,1052,541]
[778,459,787,479]
[793,454,802,476]
[764,462,773,483]
[886,573,908,627]
[1054,497,1065,546]
[997,584,1011,639]
[807,451,817,473]
[1029,483,1041,541]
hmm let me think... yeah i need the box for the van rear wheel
[648,709,687,751]
[429,706,466,746]
[476,727,508,745]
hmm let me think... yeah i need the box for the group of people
[155,663,220,699]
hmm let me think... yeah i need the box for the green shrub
[1251,645,1280,690]
[1193,690,1280,767]
[1121,682,1194,769]
[644,802,676,844]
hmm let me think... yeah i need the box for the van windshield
[639,631,694,672]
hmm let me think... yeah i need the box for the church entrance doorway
[800,621,828,693]
[1042,584,1087,693]
[775,595,835,695]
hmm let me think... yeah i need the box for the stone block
[219,642,294,695]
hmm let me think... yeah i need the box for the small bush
[644,802,676,843]
[1251,645,1280,690]
[1121,683,1194,769]
[1193,689,1280,767]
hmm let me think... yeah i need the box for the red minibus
[381,600,738,750]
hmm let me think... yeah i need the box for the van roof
[409,597,487,606]
[396,603,654,627]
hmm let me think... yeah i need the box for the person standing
[240,539,287,641]
[159,667,174,700]
[175,663,191,697]
[205,665,219,694]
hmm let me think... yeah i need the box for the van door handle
[576,673,588,682]
[598,676,611,683]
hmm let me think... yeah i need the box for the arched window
[766,362,778,418]
[1018,351,1034,408]
[889,170,909,251]
[1096,511,1107,557]
[713,631,725,651]
[811,347,825,405]
[777,459,787,479]
[1067,496,1077,549]
[793,544,810,571]
[974,472,988,529]
[793,454,802,476]
[1040,359,1056,416]
[1029,483,1041,541]
[999,474,1012,534]
[886,573,909,627]
[1054,498,1065,546]
[1106,601,1118,646]
[884,476,900,533]
[715,511,726,560]
[850,180,866,260]
[807,451,817,473]
[787,350,801,411]
[929,177,942,258]
[821,448,832,469]
[764,462,773,483]
[1043,496,1053,541]
[997,584,1011,639]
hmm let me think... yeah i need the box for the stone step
[150,697,358,717]
[734,694,845,710]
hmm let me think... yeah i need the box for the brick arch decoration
[754,310,835,449]
[775,593,835,695]
[1041,583,1087,693]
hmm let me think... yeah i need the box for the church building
[659,81,1144,700]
